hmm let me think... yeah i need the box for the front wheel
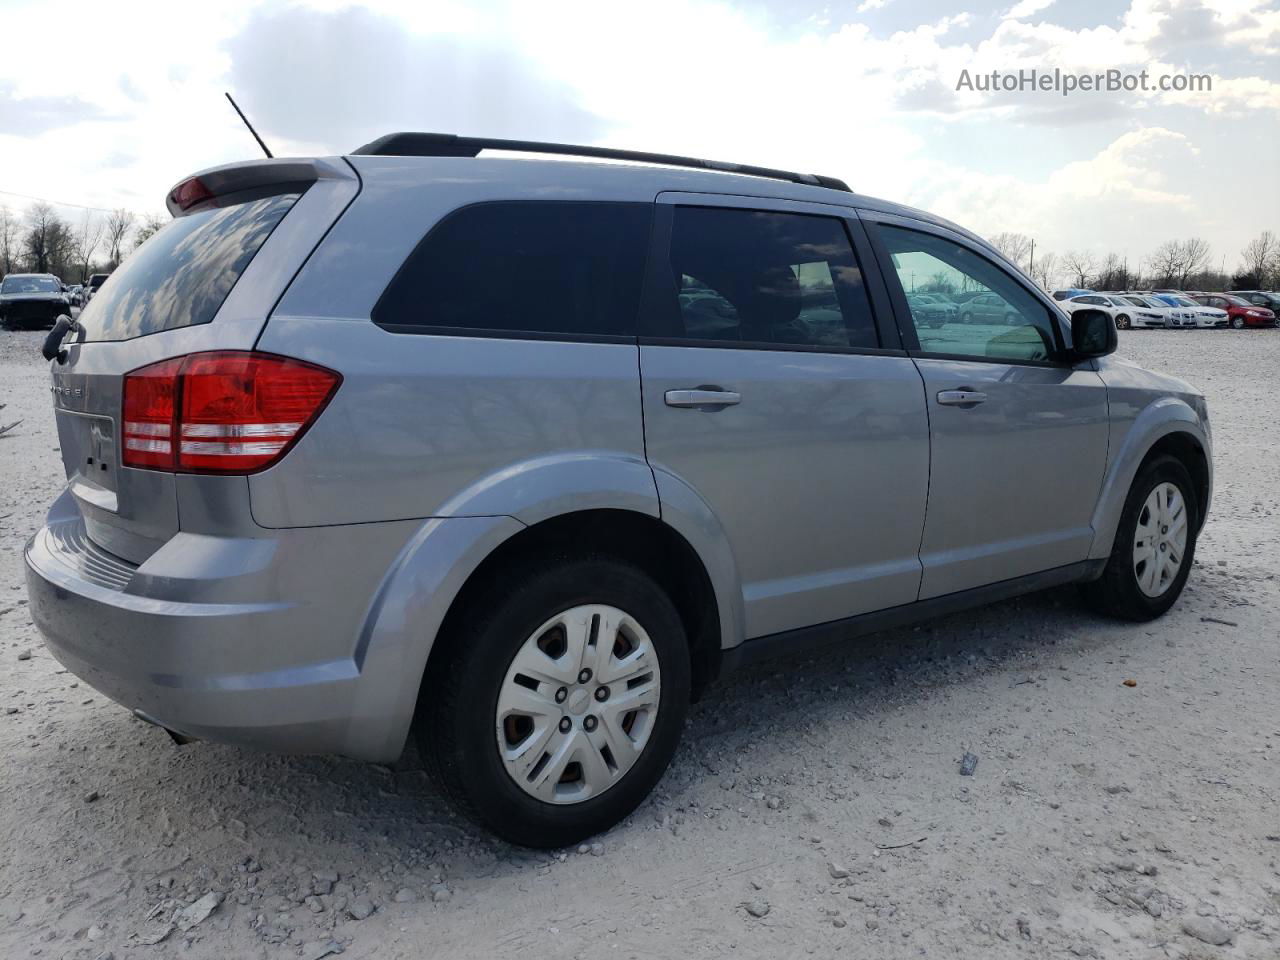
[418,558,691,847]
[1114,314,1130,330]
[1231,315,1245,329]
[1082,455,1198,621]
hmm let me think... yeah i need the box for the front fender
[1089,397,1210,560]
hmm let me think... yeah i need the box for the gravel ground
[1,327,1278,960]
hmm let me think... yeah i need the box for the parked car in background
[82,273,110,305]
[1166,294,1228,328]
[906,292,954,327]
[66,284,84,308]
[1111,294,1178,329]
[0,273,73,329]
[1051,288,1093,301]
[1147,294,1200,328]
[1229,290,1280,312]
[958,291,1019,324]
[1192,293,1278,329]
[1061,293,1127,328]
[23,135,1212,847]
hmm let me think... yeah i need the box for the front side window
[878,225,1060,362]
[374,201,651,339]
[659,206,879,350]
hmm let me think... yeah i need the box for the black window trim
[861,215,1076,369]
[637,200,904,357]
[371,198,655,343]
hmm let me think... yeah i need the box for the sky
[0,0,1277,276]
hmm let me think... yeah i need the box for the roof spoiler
[351,132,852,193]
[165,157,350,217]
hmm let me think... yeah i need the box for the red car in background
[1192,294,1277,329]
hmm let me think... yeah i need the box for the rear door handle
[936,389,988,406]
[664,388,742,408]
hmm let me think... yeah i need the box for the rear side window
[657,207,879,350]
[77,192,300,342]
[373,201,652,339]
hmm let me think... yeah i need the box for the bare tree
[1177,238,1210,287]
[23,202,61,274]
[0,205,19,276]
[1095,253,1130,291]
[1030,250,1058,289]
[132,212,168,250]
[989,231,1033,270]
[70,210,105,283]
[1062,250,1096,288]
[1145,240,1183,288]
[104,208,135,268]
[1239,231,1277,288]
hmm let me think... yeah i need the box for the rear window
[77,192,300,341]
[372,201,651,339]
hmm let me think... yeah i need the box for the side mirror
[1068,308,1117,360]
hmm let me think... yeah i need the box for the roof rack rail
[351,132,852,193]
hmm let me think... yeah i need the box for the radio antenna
[224,92,273,158]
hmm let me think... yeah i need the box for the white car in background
[1144,294,1200,328]
[1109,294,1175,329]
[1166,294,1228,328]
[1061,293,1131,329]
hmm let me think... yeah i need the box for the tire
[1231,316,1245,329]
[1115,314,1130,330]
[418,558,691,848]
[960,311,972,324]
[1081,454,1199,621]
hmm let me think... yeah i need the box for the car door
[863,214,1110,599]
[639,194,931,639]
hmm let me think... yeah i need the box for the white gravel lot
[1,326,1278,960]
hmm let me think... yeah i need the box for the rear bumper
[23,490,423,760]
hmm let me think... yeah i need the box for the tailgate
[48,157,359,563]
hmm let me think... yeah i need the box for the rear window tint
[77,192,300,342]
[372,201,651,339]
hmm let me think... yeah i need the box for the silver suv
[24,134,1212,847]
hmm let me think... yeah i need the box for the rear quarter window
[77,192,301,342]
[372,201,652,340]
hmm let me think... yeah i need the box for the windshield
[1223,295,1251,306]
[1,276,61,295]
[1173,296,1198,306]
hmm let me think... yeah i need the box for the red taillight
[167,177,215,211]
[122,352,340,474]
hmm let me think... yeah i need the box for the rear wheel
[1082,455,1198,621]
[418,558,691,848]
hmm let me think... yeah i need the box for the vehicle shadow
[14,575,1211,947]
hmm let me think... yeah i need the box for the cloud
[224,4,605,153]
[857,0,891,11]
[908,127,1205,260]
[1006,0,1056,18]
[0,82,111,136]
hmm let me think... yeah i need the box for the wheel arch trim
[1089,400,1211,560]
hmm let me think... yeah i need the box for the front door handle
[664,388,742,408]
[936,389,988,407]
